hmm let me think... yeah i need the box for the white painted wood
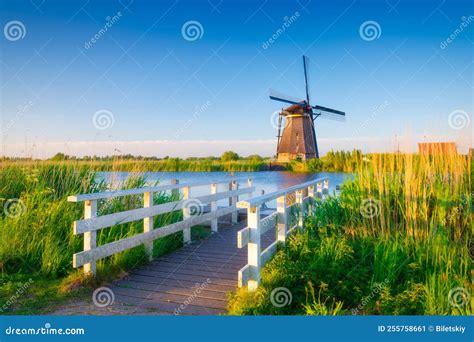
[237,227,249,248]
[238,264,250,288]
[230,180,238,223]
[317,181,323,198]
[143,192,153,261]
[210,183,218,233]
[276,195,287,243]
[82,200,97,276]
[73,187,255,234]
[170,178,179,199]
[308,185,315,216]
[68,176,253,202]
[260,211,278,235]
[247,178,253,198]
[260,240,278,267]
[296,190,304,231]
[247,206,261,291]
[323,179,329,196]
[182,186,191,244]
[73,205,240,267]
[237,177,328,208]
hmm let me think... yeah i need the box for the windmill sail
[268,55,346,161]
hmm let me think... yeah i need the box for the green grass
[0,163,208,314]
[228,153,472,315]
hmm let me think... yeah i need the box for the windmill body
[270,56,346,162]
[276,104,317,162]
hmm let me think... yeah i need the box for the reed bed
[228,152,472,315]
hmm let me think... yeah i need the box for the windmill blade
[269,89,305,107]
[314,111,346,122]
[303,56,311,104]
[312,104,345,116]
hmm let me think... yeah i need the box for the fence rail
[68,177,254,276]
[236,177,329,291]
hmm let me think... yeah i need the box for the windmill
[270,56,346,162]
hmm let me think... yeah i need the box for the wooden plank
[238,264,250,288]
[143,192,153,260]
[83,200,97,276]
[132,269,236,287]
[124,274,234,293]
[143,262,238,276]
[139,265,237,281]
[237,227,249,248]
[73,206,241,267]
[237,177,328,208]
[74,187,255,234]
[68,177,255,202]
[247,206,260,291]
[114,280,228,301]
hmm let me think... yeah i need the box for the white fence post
[143,191,154,261]
[276,195,287,243]
[296,190,304,231]
[247,206,261,291]
[83,200,97,276]
[323,179,329,196]
[308,185,315,216]
[170,179,179,199]
[182,186,191,244]
[247,178,253,198]
[210,183,218,233]
[317,181,323,198]
[230,180,238,223]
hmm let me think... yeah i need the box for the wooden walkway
[105,219,274,315]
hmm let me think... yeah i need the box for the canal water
[97,171,351,208]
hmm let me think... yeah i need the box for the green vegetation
[0,163,207,314]
[228,152,472,315]
[2,149,363,173]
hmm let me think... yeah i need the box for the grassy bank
[1,149,363,173]
[228,153,472,315]
[0,164,202,314]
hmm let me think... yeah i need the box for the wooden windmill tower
[270,56,346,162]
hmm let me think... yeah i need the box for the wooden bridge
[68,176,329,315]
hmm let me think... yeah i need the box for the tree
[220,151,240,162]
[50,153,69,161]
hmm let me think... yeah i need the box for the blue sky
[0,0,472,158]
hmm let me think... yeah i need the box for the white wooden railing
[68,177,255,276]
[236,177,329,291]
